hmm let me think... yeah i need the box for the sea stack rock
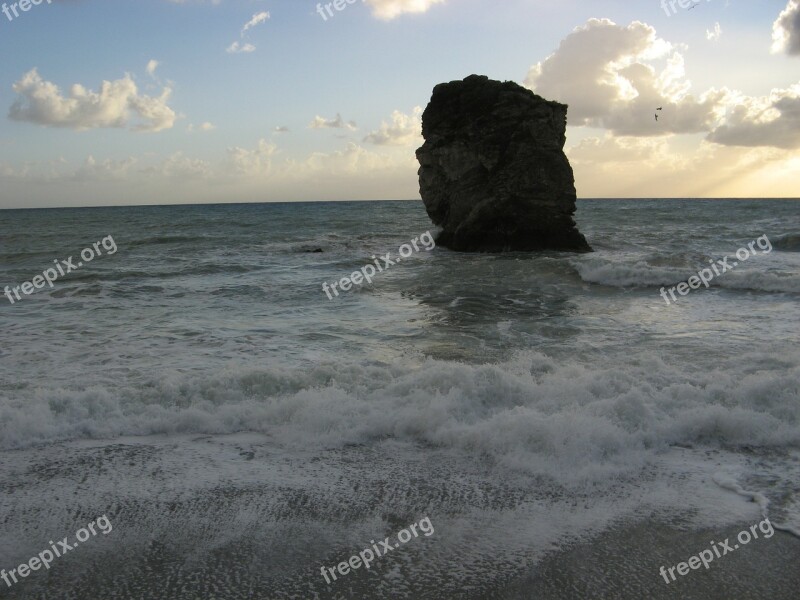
[416,75,591,252]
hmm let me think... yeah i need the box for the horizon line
[2,197,799,211]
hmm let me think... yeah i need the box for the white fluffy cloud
[146,59,160,78]
[569,135,680,168]
[227,139,278,175]
[187,122,216,132]
[707,84,800,149]
[365,0,446,20]
[308,113,358,131]
[9,69,176,132]
[772,0,800,55]
[226,41,256,53]
[304,142,399,175]
[72,156,138,182]
[515,16,800,196]
[226,11,269,53]
[142,153,213,179]
[22,139,411,186]
[525,18,800,149]
[525,19,728,137]
[363,106,423,146]
[242,11,270,35]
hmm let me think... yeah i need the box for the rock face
[416,75,591,252]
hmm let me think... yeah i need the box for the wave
[716,270,800,293]
[773,234,800,252]
[571,257,687,288]
[126,235,212,248]
[2,350,798,487]
[572,255,800,293]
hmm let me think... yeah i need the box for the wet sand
[502,520,800,600]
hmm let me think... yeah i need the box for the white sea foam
[572,254,800,293]
[2,350,798,489]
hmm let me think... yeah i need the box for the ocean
[1,199,799,599]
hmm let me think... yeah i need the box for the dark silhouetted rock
[416,75,591,252]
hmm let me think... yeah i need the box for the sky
[0,0,798,208]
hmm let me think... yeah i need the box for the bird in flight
[656,107,663,111]
[655,114,659,121]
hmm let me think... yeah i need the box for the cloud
[0,138,421,206]
[226,41,256,53]
[365,0,446,20]
[523,18,800,148]
[567,134,795,198]
[226,11,269,53]
[226,138,278,175]
[72,156,138,182]
[183,138,410,182]
[303,142,400,175]
[141,152,212,179]
[707,84,800,149]
[146,59,160,78]
[168,0,445,20]
[569,134,677,166]
[308,113,358,130]
[241,11,270,36]
[223,138,407,181]
[66,153,211,183]
[8,69,176,132]
[772,0,800,55]
[525,19,727,137]
[363,106,423,145]
[187,122,216,132]
[706,22,722,42]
